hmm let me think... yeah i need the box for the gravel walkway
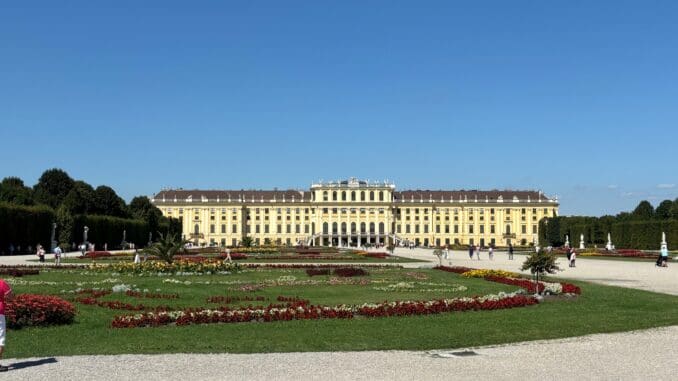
[1,248,677,380]
[2,326,677,380]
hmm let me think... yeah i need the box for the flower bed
[5,294,76,329]
[333,267,368,277]
[306,268,331,277]
[207,295,266,304]
[461,269,517,279]
[218,252,249,260]
[111,292,537,328]
[435,266,581,295]
[0,267,40,277]
[79,251,116,259]
[89,260,241,275]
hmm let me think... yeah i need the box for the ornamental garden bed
[3,264,678,358]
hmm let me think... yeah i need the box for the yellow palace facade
[152,178,559,248]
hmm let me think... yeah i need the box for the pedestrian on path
[468,245,473,259]
[53,245,62,266]
[36,244,45,263]
[569,249,576,268]
[475,245,481,260]
[489,246,494,260]
[0,277,13,372]
[508,243,514,260]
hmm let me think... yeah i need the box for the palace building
[152,178,559,248]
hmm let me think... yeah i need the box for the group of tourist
[34,244,63,266]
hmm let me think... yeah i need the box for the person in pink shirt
[0,278,13,372]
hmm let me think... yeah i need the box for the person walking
[508,243,514,260]
[569,249,576,268]
[468,244,473,259]
[36,244,45,264]
[659,245,669,267]
[53,245,62,266]
[0,277,13,372]
[489,245,494,260]
[475,245,480,260]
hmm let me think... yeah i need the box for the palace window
[445,225,450,233]
[491,225,495,234]
[379,191,384,201]
[341,191,346,201]
[480,225,484,234]
[406,225,410,233]
[361,191,365,201]
[210,224,215,233]
[232,224,237,233]
[522,225,527,234]
[469,225,474,234]
[454,225,459,233]
[323,191,328,201]
[370,191,375,201]
[533,225,537,234]
[415,225,420,233]
[221,224,226,233]
[332,191,337,201]
[351,191,356,201]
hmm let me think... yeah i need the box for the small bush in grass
[5,294,76,329]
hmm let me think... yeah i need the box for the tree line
[539,199,678,250]
[0,168,180,254]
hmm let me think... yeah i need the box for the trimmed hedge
[540,216,677,250]
[0,202,55,254]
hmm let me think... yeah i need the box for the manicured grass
[6,267,678,358]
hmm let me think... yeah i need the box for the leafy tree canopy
[0,176,34,205]
[61,181,96,215]
[632,200,655,220]
[92,185,129,218]
[655,200,673,220]
[33,168,74,209]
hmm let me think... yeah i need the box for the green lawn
[6,267,678,358]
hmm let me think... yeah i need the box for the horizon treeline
[0,168,180,254]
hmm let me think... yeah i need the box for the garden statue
[606,233,613,251]
[564,235,570,248]
[579,234,585,250]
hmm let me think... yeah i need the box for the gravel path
[1,248,677,380]
[2,326,677,380]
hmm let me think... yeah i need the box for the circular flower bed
[5,294,76,329]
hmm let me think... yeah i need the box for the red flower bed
[125,290,179,299]
[364,252,390,259]
[243,264,399,269]
[218,252,249,260]
[207,295,266,304]
[333,267,369,277]
[435,266,582,295]
[79,251,113,259]
[111,293,538,328]
[5,294,76,328]
[306,268,331,277]
[0,268,40,277]
[276,295,310,304]
[434,266,474,274]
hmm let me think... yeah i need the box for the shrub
[5,294,76,328]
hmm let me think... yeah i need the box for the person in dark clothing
[468,245,473,259]
[508,243,514,260]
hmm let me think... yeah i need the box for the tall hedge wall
[73,215,180,249]
[0,202,55,254]
[540,216,676,250]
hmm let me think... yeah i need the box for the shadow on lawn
[10,357,58,370]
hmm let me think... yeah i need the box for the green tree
[61,181,96,215]
[142,232,188,264]
[33,168,75,209]
[92,186,129,217]
[655,200,673,220]
[632,200,655,220]
[671,198,678,219]
[56,204,74,246]
[241,235,254,248]
[521,250,561,294]
[0,177,34,205]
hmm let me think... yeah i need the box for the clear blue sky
[1,1,676,216]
